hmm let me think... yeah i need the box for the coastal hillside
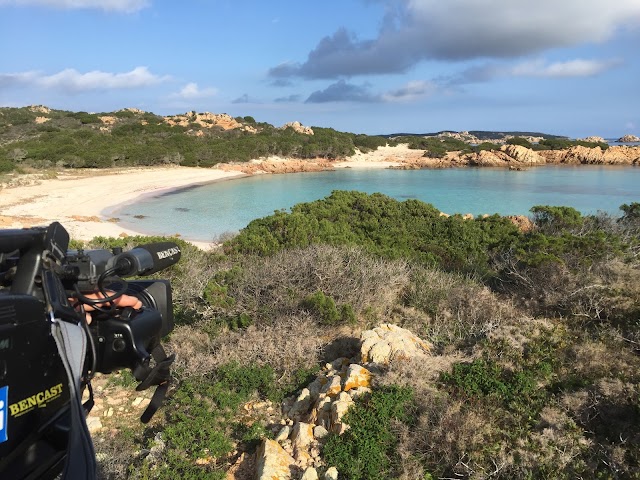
[2,105,639,175]
[79,192,640,480]
[0,105,387,171]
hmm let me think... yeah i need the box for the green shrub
[537,138,609,150]
[226,191,520,275]
[323,386,415,480]
[507,137,533,148]
[69,111,101,124]
[0,156,15,173]
[203,281,235,308]
[620,202,640,229]
[530,205,583,232]
[441,358,550,425]
[143,362,278,477]
[301,291,355,325]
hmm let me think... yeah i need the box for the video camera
[0,222,180,479]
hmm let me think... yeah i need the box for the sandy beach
[0,152,407,248]
[0,166,247,248]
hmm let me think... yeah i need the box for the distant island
[384,130,569,142]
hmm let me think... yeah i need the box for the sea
[112,165,640,243]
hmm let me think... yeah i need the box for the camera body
[0,222,179,479]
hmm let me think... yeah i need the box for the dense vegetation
[84,192,640,479]
[0,106,389,171]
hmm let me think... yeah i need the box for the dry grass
[226,244,410,321]
[400,266,519,346]
[168,314,325,385]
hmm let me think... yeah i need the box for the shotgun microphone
[112,242,181,276]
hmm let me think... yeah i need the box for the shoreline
[0,157,404,249]
[0,166,247,249]
[1,144,638,249]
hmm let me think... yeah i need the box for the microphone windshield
[135,242,182,275]
[112,242,181,276]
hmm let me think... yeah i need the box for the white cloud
[0,66,169,92]
[511,58,622,78]
[169,82,218,100]
[0,0,149,13]
[448,57,622,85]
[270,0,640,78]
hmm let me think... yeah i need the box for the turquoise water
[113,166,640,242]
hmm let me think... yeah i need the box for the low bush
[441,358,549,421]
[84,195,640,479]
[220,244,410,321]
[136,362,279,479]
[226,191,520,275]
[402,266,516,345]
[301,291,356,326]
[323,386,416,480]
[169,315,324,391]
[507,137,533,148]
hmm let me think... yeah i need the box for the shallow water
[114,165,640,242]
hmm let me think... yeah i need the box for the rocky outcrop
[255,439,295,480]
[29,105,51,114]
[360,324,432,365]
[506,215,535,233]
[431,131,545,145]
[283,121,314,135]
[618,134,640,143]
[119,107,144,114]
[99,116,117,125]
[437,131,482,144]
[500,145,546,164]
[220,158,334,175]
[164,112,258,133]
[463,145,545,167]
[249,324,432,480]
[540,146,640,165]
[423,145,640,168]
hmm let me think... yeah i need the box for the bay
[113,166,640,242]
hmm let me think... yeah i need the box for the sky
[1,0,639,138]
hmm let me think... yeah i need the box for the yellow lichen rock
[360,324,432,365]
[255,439,295,480]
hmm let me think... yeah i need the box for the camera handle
[133,342,175,424]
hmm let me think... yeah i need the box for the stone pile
[250,324,432,480]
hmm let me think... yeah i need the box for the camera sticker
[8,383,63,418]
[0,385,8,443]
